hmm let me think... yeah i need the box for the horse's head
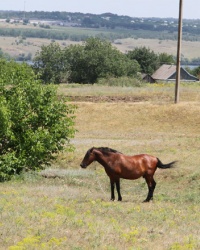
[80,147,96,168]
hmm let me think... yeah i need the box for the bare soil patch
[68,95,147,102]
[67,94,171,103]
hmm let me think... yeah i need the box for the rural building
[142,73,155,83]
[151,64,199,82]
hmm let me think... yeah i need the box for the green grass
[1,83,200,249]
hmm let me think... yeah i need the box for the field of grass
[114,38,200,60]
[0,83,200,249]
[0,36,80,58]
[1,35,200,60]
[1,21,200,59]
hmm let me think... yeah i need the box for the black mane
[96,147,121,154]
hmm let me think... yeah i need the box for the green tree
[34,38,140,84]
[63,44,86,83]
[158,53,175,65]
[33,42,70,84]
[127,46,159,74]
[191,66,200,79]
[0,60,76,181]
[64,37,140,83]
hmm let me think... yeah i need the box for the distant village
[0,10,200,32]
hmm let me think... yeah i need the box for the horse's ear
[90,147,95,153]
[92,147,101,156]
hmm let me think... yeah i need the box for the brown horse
[80,147,176,202]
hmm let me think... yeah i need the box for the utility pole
[175,0,183,103]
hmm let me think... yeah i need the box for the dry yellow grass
[0,36,79,57]
[1,21,200,59]
[75,102,200,139]
[114,38,200,59]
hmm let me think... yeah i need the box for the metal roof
[151,64,176,80]
[151,64,199,81]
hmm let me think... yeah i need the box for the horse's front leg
[116,179,122,201]
[110,179,115,201]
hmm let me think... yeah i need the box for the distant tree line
[1,11,200,41]
[32,38,176,84]
[0,28,86,41]
[0,27,130,42]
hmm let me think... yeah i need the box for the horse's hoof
[143,199,151,202]
[143,198,153,203]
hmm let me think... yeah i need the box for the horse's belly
[120,169,144,180]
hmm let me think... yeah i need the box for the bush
[0,60,76,181]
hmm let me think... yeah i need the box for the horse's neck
[96,153,113,168]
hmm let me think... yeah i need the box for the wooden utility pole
[175,0,183,103]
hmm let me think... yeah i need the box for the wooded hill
[1,11,200,41]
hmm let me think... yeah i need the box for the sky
[0,0,200,19]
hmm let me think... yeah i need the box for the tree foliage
[34,38,140,84]
[33,42,70,84]
[190,65,200,78]
[127,47,159,74]
[158,53,175,65]
[65,38,140,83]
[33,39,178,84]
[0,60,76,181]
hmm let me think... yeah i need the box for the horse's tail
[156,158,177,169]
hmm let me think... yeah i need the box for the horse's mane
[96,147,122,154]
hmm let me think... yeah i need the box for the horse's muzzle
[80,163,86,168]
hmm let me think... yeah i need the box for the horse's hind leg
[143,176,156,202]
[116,180,122,201]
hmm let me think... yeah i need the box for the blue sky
[0,0,199,19]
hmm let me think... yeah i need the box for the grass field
[114,38,200,60]
[1,35,200,60]
[1,21,200,59]
[0,36,80,58]
[0,83,200,249]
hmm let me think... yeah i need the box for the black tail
[157,158,177,169]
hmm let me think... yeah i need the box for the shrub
[0,60,76,181]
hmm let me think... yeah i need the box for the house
[151,64,199,82]
[142,73,155,83]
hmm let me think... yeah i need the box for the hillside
[0,11,200,62]
[1,33,200,61]
[1,10,200,41]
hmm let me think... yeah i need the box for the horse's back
[132,154,158,175]
[116,153,157,180]
[131,153,158,167]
